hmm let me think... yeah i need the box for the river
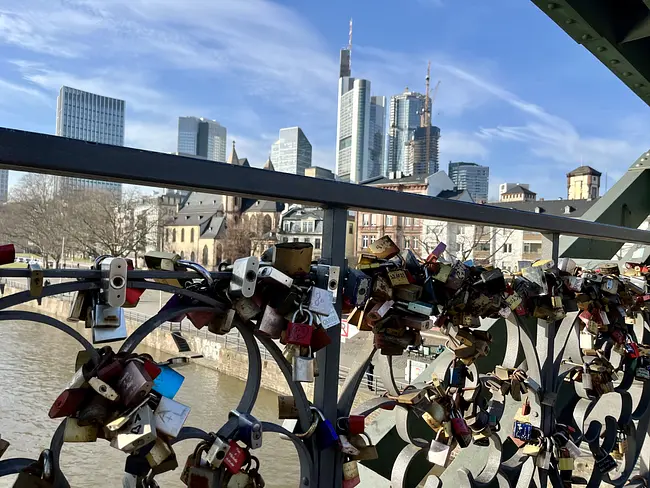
[0,321,300,487]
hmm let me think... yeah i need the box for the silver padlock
[601,277,619,294]
[309,287,334,316]
[146,437,173,467]
[63,417,98,443]
[427,430,451,466]
[320,302,340,329]
[234,298,262,322]
[207,309,236,335]
[88,377,119,402]
[110,404,157,452]
[100,257,127,307]
[257,306,286,339]
[258,266,293,288]
[92,303,127,344]
[154,395,191,438]
[292,355,315,383]
[557,258,577,274]
[206,437,230,468]
[230,257,260,298]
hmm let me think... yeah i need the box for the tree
[4,174,70,267]
[221,217,253,262]
[419,221,515,264]
[67,186,159,258]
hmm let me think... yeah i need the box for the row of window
[166,228,196,243]
[282,221,316,233]
[280,237,321,249]
[360,214,422,227]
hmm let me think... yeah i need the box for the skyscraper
[55,86,124,194]
[335,23,385,183]
[448,162,490,203]
[386,89,425,175]
[0,170,7,203]
[177,117,227,162]
[405,125,440,176]
[270,127,312,175]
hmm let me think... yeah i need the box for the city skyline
[0,1,647,200]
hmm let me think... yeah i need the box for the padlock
[0,243,15,265]
[0,435,10,459]
[558,258,577,274]
[99,257,127,307]
[91,304,127,344]
[310,325,332,352]
[97,359,125,383]
[207,309,237,336]
[230,256,260,298]
[345,269,371,307]
[287,309,314,346]
[595,448,617,474]
[311,408,339,449]
[257,306,286,339]
[234,298,262,322]
[557,447,574,470]
[154,395,190,438]
[27,262,43,302]
[368,235,400,259]
[406,300,434,316]
[152,364,185,399]
[617,429,628,455]
[349,433,379,461]
[13,450,53,488]
[449,360,466,388]
[272,242,313,276]
[309,287,334,316]
[422,401,447,430]
[387,269,410,287]
[292,354,315,383]
[63,417,99,442]
[366,300,393,322]
[398,314,432,331]
[427,242,447,261]
[320,301,341,329]
[110,405,157,452]
[230,410,263,450]
[77,395,111,426]
[339,435,361,456]
[521,266,548,295]
[48,388,88,418]
[512,421,533,441]
[206,437,230,469]
[105,395,151,433]
[427,430,452,466]
[258,265,293,288]
[278,396,300,419]
[535,439,552,469]
[87,377,119,402]
[223,440,247,475]
[144,251,182,288]
[393,284,422,302]
[146,437,173,468]
[372,274,393,300]
[342,460,361,488]
[579,330,595,349]
[602,277,619,294]
[450,410,472,448]
[581,364,593,392]
[338,415,365,436]
[117,361,154,407]
[68,290,93,322]
[123,258,144,308]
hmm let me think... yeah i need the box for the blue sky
[1,0,649,200]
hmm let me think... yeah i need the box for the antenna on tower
[348,18,353,51]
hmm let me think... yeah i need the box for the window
[304,238,311,243]
[172,229,177,242]
[386,215,394,226]
[370,236,377,244]
[190,228,195,243]
[478,243,491,252]
[190,251,196,261]
[181,229,185,242]
[591,187,597,199]
[293,238,300,242]
[362,214,369,226]
[362,235,369,248]
[503,243,512,253]
[370,214,376,226]
[165,229,169,242]
[405,217,412,227]
[404,237,411,248]
[282,237,289,243]
[315,238,321,250]
[283,221,291,232]
[413,239,418,250]
[524,243,542,254]
[348,224,353,234]
[263,215,272,233]
[202,245,209,266]
[304,221,314,233]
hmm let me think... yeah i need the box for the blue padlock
[152,364,184,399]
[229,410,263,449]
[312,407,339,449]
[512,421,533,441]
[449,360,466,388]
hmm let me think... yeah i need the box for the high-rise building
[405,125,440,176]
[448,161,489,203]
[270,127,312,175]
[335,23,384,183]
[368,96,386,180]
[0,170,7,203]
[55,86,124,194]
[177,117,227,162]
[567,165,601,200]
[386,89,426,175]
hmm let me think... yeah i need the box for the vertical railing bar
[314,206,347,488]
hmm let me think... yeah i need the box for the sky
[1,0,649,201]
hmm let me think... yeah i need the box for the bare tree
[4,174,70,267]
[67,187,159,258]
[221,216,253,262]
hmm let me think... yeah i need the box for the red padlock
[347,415,365,436]
[450,410,472,448]
[286,310,314,347]
[187,310,215,330]
[0,244,15,266]
[123,259,145,307]
[223,440,247,474]
[310,326,331,352]
[97,361,124,383]
[579,310,592,325]
[143,359,161,380]
[611,329,626,345]
[49,388,88,418]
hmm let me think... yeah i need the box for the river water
[0,321,300,487]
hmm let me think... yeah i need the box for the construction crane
[421,62,441,174]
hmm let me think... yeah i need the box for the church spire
[227,140,239,165]
[263,155,275,171]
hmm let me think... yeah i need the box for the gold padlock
[278,396,300,419]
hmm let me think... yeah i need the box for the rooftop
[567,165,602,177]
[488,198,599,218]
[503,185,537,196]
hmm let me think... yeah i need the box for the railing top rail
[1,128,650,245]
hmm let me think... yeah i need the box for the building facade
[0,170,7,203]
[270,127,312,176]
[55,86,124,194]
[567,165,601,200]
[336,77,372,183]
[405,125,441,177]
[177,117,227,162]
[305,166,335,180]
[448,161,490,203]
[368,96,386,180]
[357,171,473,258]
[386,89,426,175]
[498,184,536,203]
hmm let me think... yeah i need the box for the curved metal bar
[395,406,428,447]
[126,281,224,308]
[377,353,401,397]
[351,397,397,417]
[0,311,99,362]
[337,336,376,417]
[390,443,427,488]
[512,315,542,391]
[502,313,522,369]
[50,419,70,488]
[0,281,99,311]
[0,458,36,477]
[261,421,313,488]
[552,312,579,372]
[255,334,311,432]
[234,323,262,414]
[120,305,214,353]
[473,434,504,484]
[170,426,212,444]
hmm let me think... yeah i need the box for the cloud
[0,77,50,106]
[439,131,488,161]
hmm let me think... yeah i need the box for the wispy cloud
[0,77,50,106]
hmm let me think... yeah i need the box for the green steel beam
[531,0,650,107]
[560,150,650,259]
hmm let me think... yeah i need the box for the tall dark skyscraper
[449,161,490,203]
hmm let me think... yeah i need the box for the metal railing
[2,128,650,487]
